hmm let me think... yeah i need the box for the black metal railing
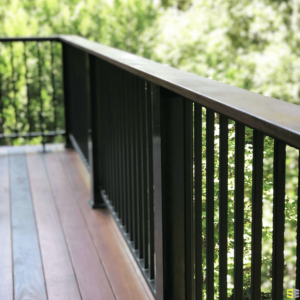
[1,35,300,300]
[0,37,65,149]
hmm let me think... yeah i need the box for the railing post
[88,54,106,208]
[62,43,90,165]
[62,43,73,148]
[153,85,192,300]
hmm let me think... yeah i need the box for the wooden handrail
[59,35,300,149]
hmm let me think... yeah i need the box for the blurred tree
[0,2,299,300]
[142,0,300,105]
[0,0,159,56]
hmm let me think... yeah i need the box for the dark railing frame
[0,36,64,149]
[1,35,300,300]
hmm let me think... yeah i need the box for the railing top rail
[1,35,300,149]
[0,36,60,42]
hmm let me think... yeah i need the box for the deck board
[44,153,116,300]
[10,153,48,300]
[60,150,154,300]
[26,153,81,300]
[0,154,13,300]
[0,145,153,300]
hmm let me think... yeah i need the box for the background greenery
[0,0,299,299]
[1,0,300,106]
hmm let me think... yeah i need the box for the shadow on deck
[0,144,153,300]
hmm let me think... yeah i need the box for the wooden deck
[0,144,154,300]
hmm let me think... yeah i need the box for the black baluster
[234,122,245,300]
[219,115,228,300]
[10,43,18,136]
[195,104,203,300]
[272,140,286,300]
[37,42,45,152]
[50,41,57,133]
[250,130,264,299]
[206,108,215,300]
[23,42,32,137]
[146,81,155,280]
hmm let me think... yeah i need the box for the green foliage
[0,41,64,145]
[0,0,159,144]
[0,0,159,56]
[0,1,299,299]
[144,0,300,105]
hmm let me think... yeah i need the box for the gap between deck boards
[0,146,154,300]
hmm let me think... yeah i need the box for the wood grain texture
[26,153,81,300]
[59,150,154,300]
[0,154,13,300]
[9,153,47,300]
[43,152,115,300]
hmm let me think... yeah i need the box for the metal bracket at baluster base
[89,186,107,209]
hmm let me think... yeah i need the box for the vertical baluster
[146,81,155,279]
[127,74,133,235]
[206,108,214,300]
[141,80,149,268]
[124,72,129,229]
[234,122,245,300]
[250,130,264,299]
[129,73,135,241]
[119,68,123,222]
[115,66,120,217]
[62,43,72,148]
[105,64,110,198]
[89,55,105,208]
[195,104,202,300]
[133,75,139,249]
[135,77,143,258]
[23,42,31,136]
[120,69,126,226]
[37,42,45,151]
[56,43,63,133]
[124,72,129,226]
[125,71,130,232]
[102,60,108,206]
[117,68,122,218]
[137,77,144,258]
[100,60,106,195]
[107,64,112,203]
[50,41,57,133]
[10,42,18,136]
[102,61,109,199]
[110,65,116,208]
[219,115,228,299]
[185,99,194,299]
[114,66,119,212]
[272,140,286,300]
